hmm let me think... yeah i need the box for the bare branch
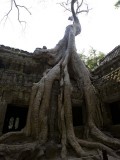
[76,0,83,14]
[13,0,30,24]
[77,7,92,14]
[0,0,31,25]
[13,0,32,16]
[59,0,91,16]
[77,9,89,14]
[0,0,13,24]
[57,2,71,12]
[76,1,91,15]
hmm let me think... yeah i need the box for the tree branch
[13,0,31,15]
[76,1,91,15]
[115,0,120,8]
[58,2,71,12]
[0,0,13,24]
[76,0,83,14]
[59,0,91,17]
[1,0,31,25]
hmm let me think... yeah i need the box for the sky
[0,0,120,55]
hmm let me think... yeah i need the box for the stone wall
[93,45,120,132]
[93,45,120,103]
[0,44,120,135]
[0,45,51,134]
[0,45,83,134]
[0,45,50,105]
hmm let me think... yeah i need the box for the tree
[1,0,31,25]
[79,48,105,70]
[0,0,120,159]
[115,0,120,7]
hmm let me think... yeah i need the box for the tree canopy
[79,48,105,70]
[115,0,120,7]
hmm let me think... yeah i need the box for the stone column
[0,98,7,135]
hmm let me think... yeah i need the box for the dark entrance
[110,101,120,125]
[2,104,28,134]
[72,106,83,126]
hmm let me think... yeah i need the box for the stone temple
[0,44,120,138]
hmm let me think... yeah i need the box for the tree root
[90,125,120,149]
[77,138,119,158]
[0,142,45,160]
[0,131,24,143]
[0,142,37,152]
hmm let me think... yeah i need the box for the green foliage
[115,0,120,8]
[79,47,105,70]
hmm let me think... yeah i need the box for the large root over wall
[0,0,120,159]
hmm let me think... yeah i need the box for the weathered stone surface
[0,44,120,134]
[0,44,120,159]
[92,45,120,131]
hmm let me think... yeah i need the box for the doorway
[72,106,83,126]
[2,104,28,134]
[110,101,120,125]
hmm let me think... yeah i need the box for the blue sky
[0,0,120,55]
